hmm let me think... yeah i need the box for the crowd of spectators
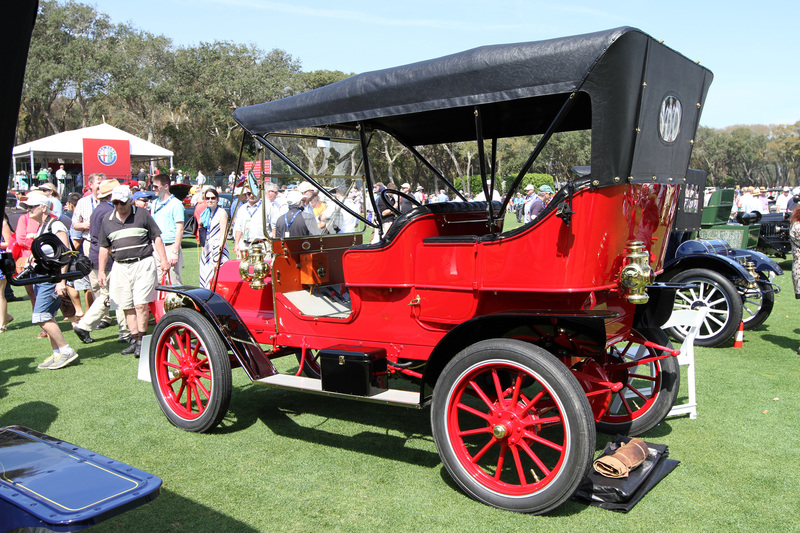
[2,169,562,367]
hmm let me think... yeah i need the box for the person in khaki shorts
[71,179,130,345]
[98,185,169,358]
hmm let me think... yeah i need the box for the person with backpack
[19,191,79,369]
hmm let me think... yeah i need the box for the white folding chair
[662,307,709,419]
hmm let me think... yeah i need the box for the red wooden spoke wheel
[595,328,679,436]
[431,339,594,514]
[150,308,231,433]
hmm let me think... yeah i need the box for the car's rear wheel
[150,308,231,433]
[431,339,594,514]
[595,328,679,436]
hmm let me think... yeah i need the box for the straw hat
[97,179,121,199]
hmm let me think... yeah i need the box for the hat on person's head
[753,187,761,195]
[111,185,132,203]
[97,179,121,199]
[416,185,423,190]
[19,191,50,208]
[401,182,411,189]
[132,191,155,202]
[39,182,60,198]
[297,181,316,194]
[286,190,303,205]
[538,184,555,194]
[783,186,790,192]
[524,184,535,191]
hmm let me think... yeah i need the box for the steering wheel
[380,188,422,216]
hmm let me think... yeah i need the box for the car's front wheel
[150,308,231,433]
[431,339,595,514]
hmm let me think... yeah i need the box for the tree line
[18,1,800,192]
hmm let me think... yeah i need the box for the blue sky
[101,0,799,129]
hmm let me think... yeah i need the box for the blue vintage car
[659,170,782,347]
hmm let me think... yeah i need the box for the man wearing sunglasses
[71,179,131,346]
[98,185,169,358]
[150,174,184,284]
[232,187,261,260]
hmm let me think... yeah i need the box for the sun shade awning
[234,26,712,184]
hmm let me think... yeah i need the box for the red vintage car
[148,27,712,514]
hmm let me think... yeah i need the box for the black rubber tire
[596,328,680,436]
[431,339,595,514]
[741,273,774,330]
[150,308,232,433]
[666,268,744,347]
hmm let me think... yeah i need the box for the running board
[254,374,423,408]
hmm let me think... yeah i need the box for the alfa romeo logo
[658,96,682,143]
[97,145,118,166]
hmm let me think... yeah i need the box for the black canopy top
[234,26,713,185]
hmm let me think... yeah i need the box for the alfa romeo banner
[242,160,271,181]
[82,138,132,183]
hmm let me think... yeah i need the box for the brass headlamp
[239,239,270,290]
[619,240,654,304]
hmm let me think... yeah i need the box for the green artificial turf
[1,235,798,532]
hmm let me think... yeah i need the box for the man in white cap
[19,191,80,370]
[233,185,261,259]
[298,181,327,225]
[398,183,415,213]
[72,178,132,345]
[55,164,67,195]
[248,182,286,240]
[414,185,425,204]
[37,183,62,217]
[776,186,792,213]
[522,184,537,223]
[98,185,169,358]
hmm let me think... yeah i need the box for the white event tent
[12,122,174,175]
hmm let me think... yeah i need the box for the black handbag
[67,250,92,277]
[197,225,207,247]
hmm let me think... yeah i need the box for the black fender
[421,310,613,403]
[729,248,783,276]
[659,254,755,285]
[155,285,277,380]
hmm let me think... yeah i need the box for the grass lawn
[1,232,799,532]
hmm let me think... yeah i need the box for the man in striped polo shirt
[98,185,169,358]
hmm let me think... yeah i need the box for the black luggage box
[320,345,387,396]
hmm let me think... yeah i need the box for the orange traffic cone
[733,321,744,348]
